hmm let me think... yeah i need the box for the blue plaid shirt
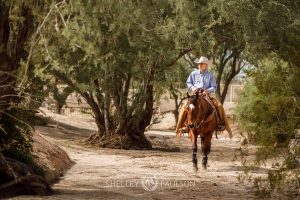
[186,69,217,93]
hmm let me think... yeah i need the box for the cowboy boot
[209,97,225,131]
[216,106,226,131]
[176,102,189,135]
[179,126,188,133]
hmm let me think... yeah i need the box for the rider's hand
[202,89,209,96]
[194,88,200,94]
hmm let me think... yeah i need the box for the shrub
[234,58,300,198]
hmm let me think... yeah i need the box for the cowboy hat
[194,56,210,65]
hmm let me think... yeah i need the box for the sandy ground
[11,111,258,200]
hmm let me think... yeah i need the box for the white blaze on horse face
[189,104,195,110]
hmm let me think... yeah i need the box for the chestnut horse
[186,90,218,171]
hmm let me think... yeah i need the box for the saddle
[201,95,226,132]
[184,91,225,138]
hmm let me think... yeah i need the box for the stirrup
[180,127,188,133]
[217,123,226,131]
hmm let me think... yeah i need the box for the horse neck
[198,97,213,119]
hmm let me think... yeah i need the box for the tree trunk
[220,50,242,104]
[82,92,106,136]
[170,84,179,125]
[215,60,227,102]
[0,4,30,118]
[55,102,63,114]
[52,78,74,114]
[103,93,111,134]
[0,3,53,198]
[214,47,243,104]
[0,154,52,198]
[220,79,231,104]
[109,68,155,149]
[215,71,223,101]
[138,67,155,132]
[173,101,179,125]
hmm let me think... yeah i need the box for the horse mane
[196,96,214,121]
[186,93,215,125]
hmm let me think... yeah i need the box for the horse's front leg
[200,136,207,169]
[190,131,198,171]
[201,132,213,169]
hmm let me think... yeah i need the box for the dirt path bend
[12,124,254,200]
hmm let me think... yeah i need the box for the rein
[187,109,216,129]
[186,95,217,132]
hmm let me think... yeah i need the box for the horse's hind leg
[202,155,208,169]
[191,132,198,171]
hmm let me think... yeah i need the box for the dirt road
[11,118,255,200]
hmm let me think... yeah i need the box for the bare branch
[165,48,193,68]
[43,35,53,60]
[0,111,33,130]
[55,0,68,28]
[183,54,195,68]
[19,0,67,88]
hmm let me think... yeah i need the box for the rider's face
[199,63,208,72]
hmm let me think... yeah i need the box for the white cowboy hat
[194,56,210,65]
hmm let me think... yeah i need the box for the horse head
[186,91,201,126]
[186,88,207,127]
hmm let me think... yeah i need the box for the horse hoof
[202,161,207,170]
[202,157,208,170]
[193,162,198,171]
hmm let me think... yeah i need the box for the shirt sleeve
[207,74,217,93]
[186,72,196,91]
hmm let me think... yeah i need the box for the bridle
[186,96,204,129]
[186,93,216,131]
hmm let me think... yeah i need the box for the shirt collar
[198,69,208,74]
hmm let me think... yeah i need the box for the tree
[230,0,300,197]
[35,0,191,149]
[172,0,249,104]
[234,59,300,198]
[0,0,32,119]
[235,59,300,146]
[34,67,74,114]
[220,0,300,68]
[156,60,192,124]
[0,0,56,197]
[51,83,74,114]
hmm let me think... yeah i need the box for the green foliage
[223,0,300,67]
[0,106,46,175]
[0,109,33,154]
[250,166,300,199]
[235,59,300,147]
[155,60,192,103]
[1,0,299,195]
[235,58,300,198]
[228,1,300,197]
[170,0,251,102]
[0,0,54,180]
[30,0,193,146]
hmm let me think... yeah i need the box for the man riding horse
[175,56,232,137]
